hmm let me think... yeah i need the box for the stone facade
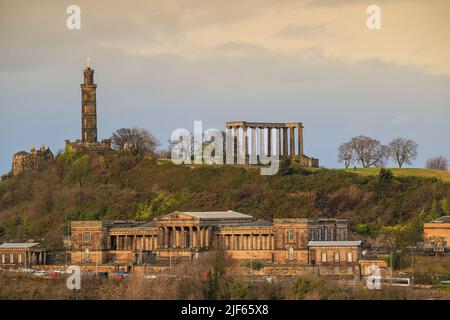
[423,216,450,253]
[225,121,319,167]
[11,146,54,176]
[68,211,362,275]
[65,65,111,153]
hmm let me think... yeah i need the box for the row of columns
[160,226,211,249]
[225,123,303,164]
[220,234,274,250]
[110,235,158,251]
[0,251,47,266]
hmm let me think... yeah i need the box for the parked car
[144,274,158,280]
[51,270,65,277]
[440,280,450,285]
[21,268,35,274]
[83,270,97,277]
[33,270,48,277]
[114,272,128,281]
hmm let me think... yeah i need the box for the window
[10,254,14,263]
[347,252,353,263]
[288,229,294,242]
[288,247,294,261]
[321,252,327,262]
[83,231,91,244]
[334,252,340,262]
[18,254,22,264]
[83,248,90,260]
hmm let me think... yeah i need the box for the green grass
[341,167,450,182]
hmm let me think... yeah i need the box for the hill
[0,153,449,249]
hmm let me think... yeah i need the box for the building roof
[432,216,450,223]
[307,241,361,247]
[0,243,40,249]
[178,211,253,219]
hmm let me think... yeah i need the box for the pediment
[158,212,197,221]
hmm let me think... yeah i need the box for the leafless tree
[387,138,418,168]
[426,156,448,171]
[337,142,355,168]
[349,135,388,168]
[111,127,159,156]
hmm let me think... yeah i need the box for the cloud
[273,24,327,38]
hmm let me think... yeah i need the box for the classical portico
[156,211,253,251]
[225,121,318,167]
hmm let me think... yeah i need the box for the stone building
[65,64,111,153]
[0,243,47,269]
[11,146,54,176]
[69,211,361,275]
[225,121,319,167]
[423,215,450,253]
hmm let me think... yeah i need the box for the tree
[337,142,355,168]
[348,135,388,168]
[426,156,448,171]
[387,138,418,168]
[111,128,159,156]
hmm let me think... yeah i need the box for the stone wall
[12,146,54,175]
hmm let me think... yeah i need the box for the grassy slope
[341,167,450,182]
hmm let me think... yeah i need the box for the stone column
[233,127,239,162]
[290,127,295,157]
[189,226,193,248]
[205,227,210,248]
[276,128,281,156]
[259,128,265,158]
[283,127,288,156]
[242,126,248,164]
[250,127,257,164]
[226,126,233,164]
[267,128,272,156]
[164,227,169,248]
[298,124,303,157]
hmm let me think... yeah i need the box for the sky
[1,0,449,175]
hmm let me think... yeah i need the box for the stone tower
[81,67,97,143]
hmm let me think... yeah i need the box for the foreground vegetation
[0,151,449,250]
[1,253,449,300]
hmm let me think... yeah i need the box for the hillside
[0,152,449,249]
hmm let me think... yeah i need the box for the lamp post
[407,245,416,288]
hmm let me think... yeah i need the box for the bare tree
[338,142,355,168]
[426,156,448,171]
[111,127,159,156]
[387,138,418,168]
[349,135,388,168]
